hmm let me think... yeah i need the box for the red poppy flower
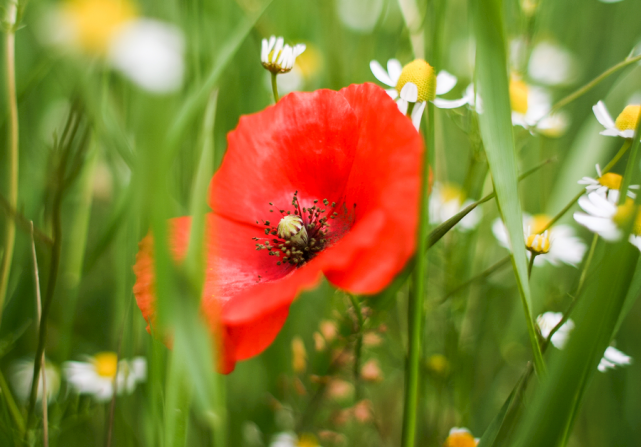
[133,83,423,373]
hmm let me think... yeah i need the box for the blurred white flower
[537,312,575,349]
[574,193,641,250]
[261,36,306,74]
[528,41,579,87]
[593,101,641,139]
[493,214,586,267]
[538,313,632,373]
[370,58,468,129]
[40,0,184,94]
[444,427,479,447]
[578,164,638,203]
[335,0,384,33]
[269,432,320,447]
[509,77,569,136]
[108,19,184,93]
[9,359,60,404]
[64,352,147,402]
[429,183,481,232]
[598,346,632,372]
[599,0,623,3]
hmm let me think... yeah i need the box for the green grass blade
[471,0,545,375]
[512,243,639,447]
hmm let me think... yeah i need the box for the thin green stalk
[527,253,536,279]
[537,53,641,125]
[544,234,599,351]
[401,102,433,447]
[271,73,280,103]
[618,116,641,204]
[348,294,364,401]
[0,2,20,327]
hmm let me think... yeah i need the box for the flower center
[530,214,551,235]
[441,184,465,203]
[613,198,641,235]
[615,105,641,131]
[526,230,551,254]
[444,431,477,447]
[395,60,436,102]
[598,172,623,190]
[509,79,529,115]
[92,352,119,378]
[63,0,136,54]
[254,191,339,267]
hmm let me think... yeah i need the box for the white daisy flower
[463,79,568,137]
[429,183,481,232]
[537,313,632,373]
[492,214,586,267]
[536,312,575,349]
[593,101,641,139]
[444,427,479,447]
[41,0,185,94]
[261,35,306,74]
[598,346,632,372]
[509,77,569,136]
[269,432,321,447]
[574,193,641,250]
[9,358,61,404]
[577,164,639,203]
[527,41,579,87]
[63,352,147,402]
[369,58,468,130]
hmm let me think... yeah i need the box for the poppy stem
[271,72,280,103]
[348,293,364,401]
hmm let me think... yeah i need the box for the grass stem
[271,73,280,103]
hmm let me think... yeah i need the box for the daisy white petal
[400,82,418,102]
[435,70,457,95]
[385,88,399,100]
[598,346,632,372]
[593,101,616,128]
[397,98,409,115]
[370,60,395,87]
[411,101,426,130]
[573,212,622,241]
[387,58,403,84]
[272,37,284,63]
[433,96,470,109]
[293,43,306,57]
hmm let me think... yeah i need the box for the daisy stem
[348,293,364,401]
[539,53,641,125]
[271,72,280,103]
[544,234,599,351]
[401,102,433,447]
[528,253,536,278]
[0,2,20,329]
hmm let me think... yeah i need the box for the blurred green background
[1,0,641,445]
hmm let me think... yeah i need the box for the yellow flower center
[530,214,551,234]
[598,172,623,190]
[526,231,551,254]
[92,352,119,378]
[297,434,319,447]
[614,105,641,131]
[396,60,436,102]
[509,79,529,115]
[444,431,478,447]
[441,184,465,203]
[62,0,136,54]
[613,198,641,235]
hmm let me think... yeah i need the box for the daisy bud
[526,230,551,255]
[261,35,306,74]
[395,59,436,102]
[444,427,479,447]
[277,214,308,247]
[614,105,641,132]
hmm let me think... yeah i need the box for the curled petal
[593,101,615,129]
[370,60,395,86]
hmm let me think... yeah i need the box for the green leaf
[471,0,545,375]
[512,242,639,447]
